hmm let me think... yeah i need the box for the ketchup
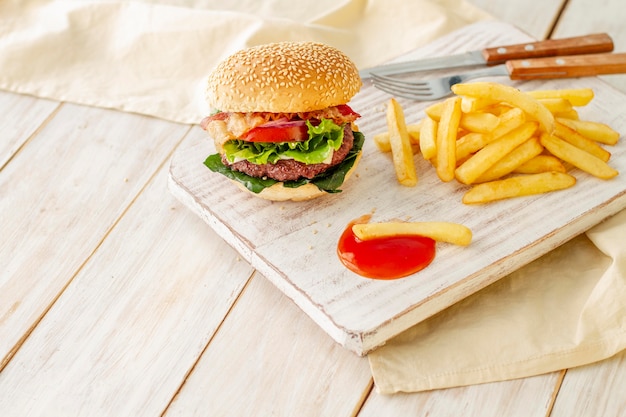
[337,216,436,280]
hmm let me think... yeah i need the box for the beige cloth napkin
[0,0,488,124]
[2,0,625,395]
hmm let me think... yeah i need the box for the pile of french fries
[375,82,620,204]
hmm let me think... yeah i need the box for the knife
[359,33,614,79]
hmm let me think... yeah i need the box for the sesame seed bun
[206,41,362,113]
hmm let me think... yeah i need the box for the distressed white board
[169,21,626,355]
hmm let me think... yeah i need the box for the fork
[370,52,626,101]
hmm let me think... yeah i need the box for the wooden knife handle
[482,33,614,64]
[506,52,626,79]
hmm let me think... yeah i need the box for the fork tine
[372,81,435,100]
[370,74,436,100]
[372,77,432,93]
[370,73,430,88]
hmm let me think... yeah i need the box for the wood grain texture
[468,0,565,40]
[169,21,626,355]
[359,373,562,417]
[164,272,372,417]
[0,166,254,416]
[550,350,626,417]
[0,103,188,368]
[0,91,59,169]
[552,0,626,92]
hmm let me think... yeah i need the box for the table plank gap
[552,0,626,91]
[550,350,626,416]
[469,0,565,39]
[351,378,375,417]
[0,94,61,171]
[545,369,567,417]
[160,272,256,417]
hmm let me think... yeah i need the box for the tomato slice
[243,120,309,142]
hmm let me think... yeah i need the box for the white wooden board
[168,21,626,355]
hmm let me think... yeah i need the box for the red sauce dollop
[337,217,436,280]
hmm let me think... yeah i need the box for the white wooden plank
[164,272,372,417]
[468,0,565,39]
[0,92,59,169]
[0,165,254,416]
[552,0,626,92]
[550,350,626,417]
[169,21,626,355]
[359,373,562,417]
[0,102,188,368]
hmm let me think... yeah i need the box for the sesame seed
[206,41,362,112]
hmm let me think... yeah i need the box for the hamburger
[201,41,364,201]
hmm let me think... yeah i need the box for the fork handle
[505,52,626,79]
[482,33,614,64]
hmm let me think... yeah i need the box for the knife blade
[359,33,614,79]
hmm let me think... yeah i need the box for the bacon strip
[201,105,361,150]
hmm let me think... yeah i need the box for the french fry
[373,132,392,152]
[436,96,462,182]
[427,103,499,133]
[455,132,491,161]
[407,124,422,144]
[553,109,579,120]
[490,107,526,139]
[476,137,544,183]
[461,96,501,113]
[463,172,577,204]
[540,133,618,179]
[455,122,538,185]
[419,116,438,160]
[451,82,555,132]
[513,155,566,174]
[557,118,620,145]
[373,124,421,153]
[460,112,500,133]
[526,88,594,106]
[425,101,445,120]
[386,98,418,186]
[554,121,611,162]
[538,98,574,115]
[352,221,472,246]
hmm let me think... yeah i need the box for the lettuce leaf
[204,131,364,194]
[223,118,344,165]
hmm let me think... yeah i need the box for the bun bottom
[231,152,362,202]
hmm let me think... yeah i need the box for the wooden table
[1,0,625,415]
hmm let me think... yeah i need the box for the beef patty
[223,126,355,182]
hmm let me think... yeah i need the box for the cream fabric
[0,0,488,124]
[1,0,625,395]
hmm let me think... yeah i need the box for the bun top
[206,41,362,113]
